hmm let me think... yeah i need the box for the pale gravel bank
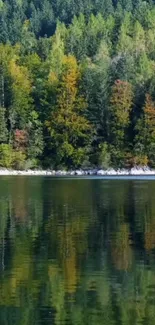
[0,167,155,176]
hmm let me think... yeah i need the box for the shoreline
[0,167,155,176]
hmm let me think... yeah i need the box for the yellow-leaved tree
[46,55,91,168]
[9,58,32,129]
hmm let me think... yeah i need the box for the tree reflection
[0,178,154,324]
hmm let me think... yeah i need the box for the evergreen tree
[0,107,8,143]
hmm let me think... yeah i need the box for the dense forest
[1,0,155,169]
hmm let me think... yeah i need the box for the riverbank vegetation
[1,0,155,169]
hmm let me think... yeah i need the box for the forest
[0,0,155,169]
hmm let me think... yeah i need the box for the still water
[0,176,155,324]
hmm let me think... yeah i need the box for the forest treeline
[1,0,155,169]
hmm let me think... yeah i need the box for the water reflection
[0,177,154,324]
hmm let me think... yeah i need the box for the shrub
[0,144,13,168]
[13,151,26,170]
[98,143,111,169]
[133,155,148,166]
[24,158,39,170]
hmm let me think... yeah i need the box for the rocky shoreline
[0,167,155,176]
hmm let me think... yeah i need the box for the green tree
[27,111,44,165]
[67,14,87,60]
[135,94,155,167]
[0,107,8,143]
[110,79,133,165]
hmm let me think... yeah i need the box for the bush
[24,158,39,170]
[0,144,13,168]
[147,143,155,167]
[98,143,111,169]
[109,145,126,168]
[133,155,148,166]
[133,143,149,166]
[13,151,26,170]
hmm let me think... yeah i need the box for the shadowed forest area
[0,0,155,169]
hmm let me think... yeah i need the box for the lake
[0,176,155,324]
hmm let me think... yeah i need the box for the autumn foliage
[110,80,133,127]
